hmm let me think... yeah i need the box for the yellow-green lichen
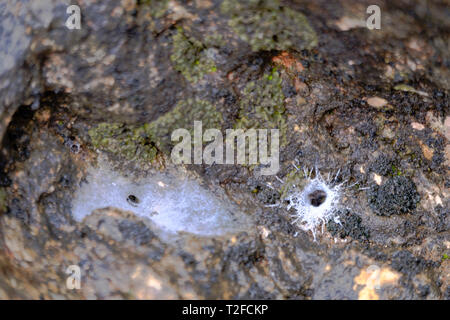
[170,28,216,83]
[221,0,317,52]
[88,123,158,163]
[204,33,226,48]
[235,68,288,147]
[391,164,403,176]
[148,98,223,152]
[139,0,168,19]
[0,188,7,212]
[89,99,223,161]
[279,167,308,199]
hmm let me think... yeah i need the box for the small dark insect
[127,194,140,207]
[308,189,327,207]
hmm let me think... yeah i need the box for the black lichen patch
[433,205,448,233]
[256,186,280,205]
[390,251,434,277]
[369,154,399,177]
[327,210,370,241]
[367,176,420,216]
[247,177,280,205]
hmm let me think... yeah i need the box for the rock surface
[0,0,448,299]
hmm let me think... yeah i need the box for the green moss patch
[0,188,7,212]
[88,123,159,163]
[89,99,223,161]
[221,0,317,52]
[170,28,217,83]
[235,69,288,147]
[148,98,223,153]
[139,0,168,18]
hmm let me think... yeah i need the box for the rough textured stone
[0,0,448,300]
